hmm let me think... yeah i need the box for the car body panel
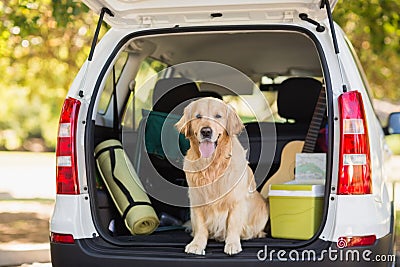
[82,0,338,27]
[51,194,97,239]
[50,234,394,266]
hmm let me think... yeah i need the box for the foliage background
[0,0,399,151]
[0,0,95,150]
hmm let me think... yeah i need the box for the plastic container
[269,184,324,240]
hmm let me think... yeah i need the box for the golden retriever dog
[175,97,268,255]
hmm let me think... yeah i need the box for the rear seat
[241,77,323,180]
[152,77,200,115]
[135,76,322,204]
[141,78,222,184]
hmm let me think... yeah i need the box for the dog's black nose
[200,127,212,139]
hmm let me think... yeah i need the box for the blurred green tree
[334,0,400,100]
[0,0,97,150]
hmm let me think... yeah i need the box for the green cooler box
[269,184,324,240]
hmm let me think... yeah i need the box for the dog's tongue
[199,141,215,158]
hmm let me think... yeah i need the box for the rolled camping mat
[95,139,159,235]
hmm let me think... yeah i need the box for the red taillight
[337,235,376,248]
[56,97,81,195]
[338,91,372,195]
[51,232,75,244]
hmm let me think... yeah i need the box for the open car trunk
[89,26,331,253]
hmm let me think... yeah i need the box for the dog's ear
[226,104,244,136]
[175,103,192,137]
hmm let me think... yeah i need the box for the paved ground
[0,201,53,267]
[0,152,54,267]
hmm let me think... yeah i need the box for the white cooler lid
[268,184,325,197]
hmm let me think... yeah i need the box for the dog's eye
[196,114,202,119]
[215,114,222,119]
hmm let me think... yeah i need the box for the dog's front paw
[224,242,242,255]
[185,241,206,255]
[256,231,266,238]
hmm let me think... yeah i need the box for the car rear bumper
[51,233,395,267]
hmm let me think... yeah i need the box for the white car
[50,0,400,266]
